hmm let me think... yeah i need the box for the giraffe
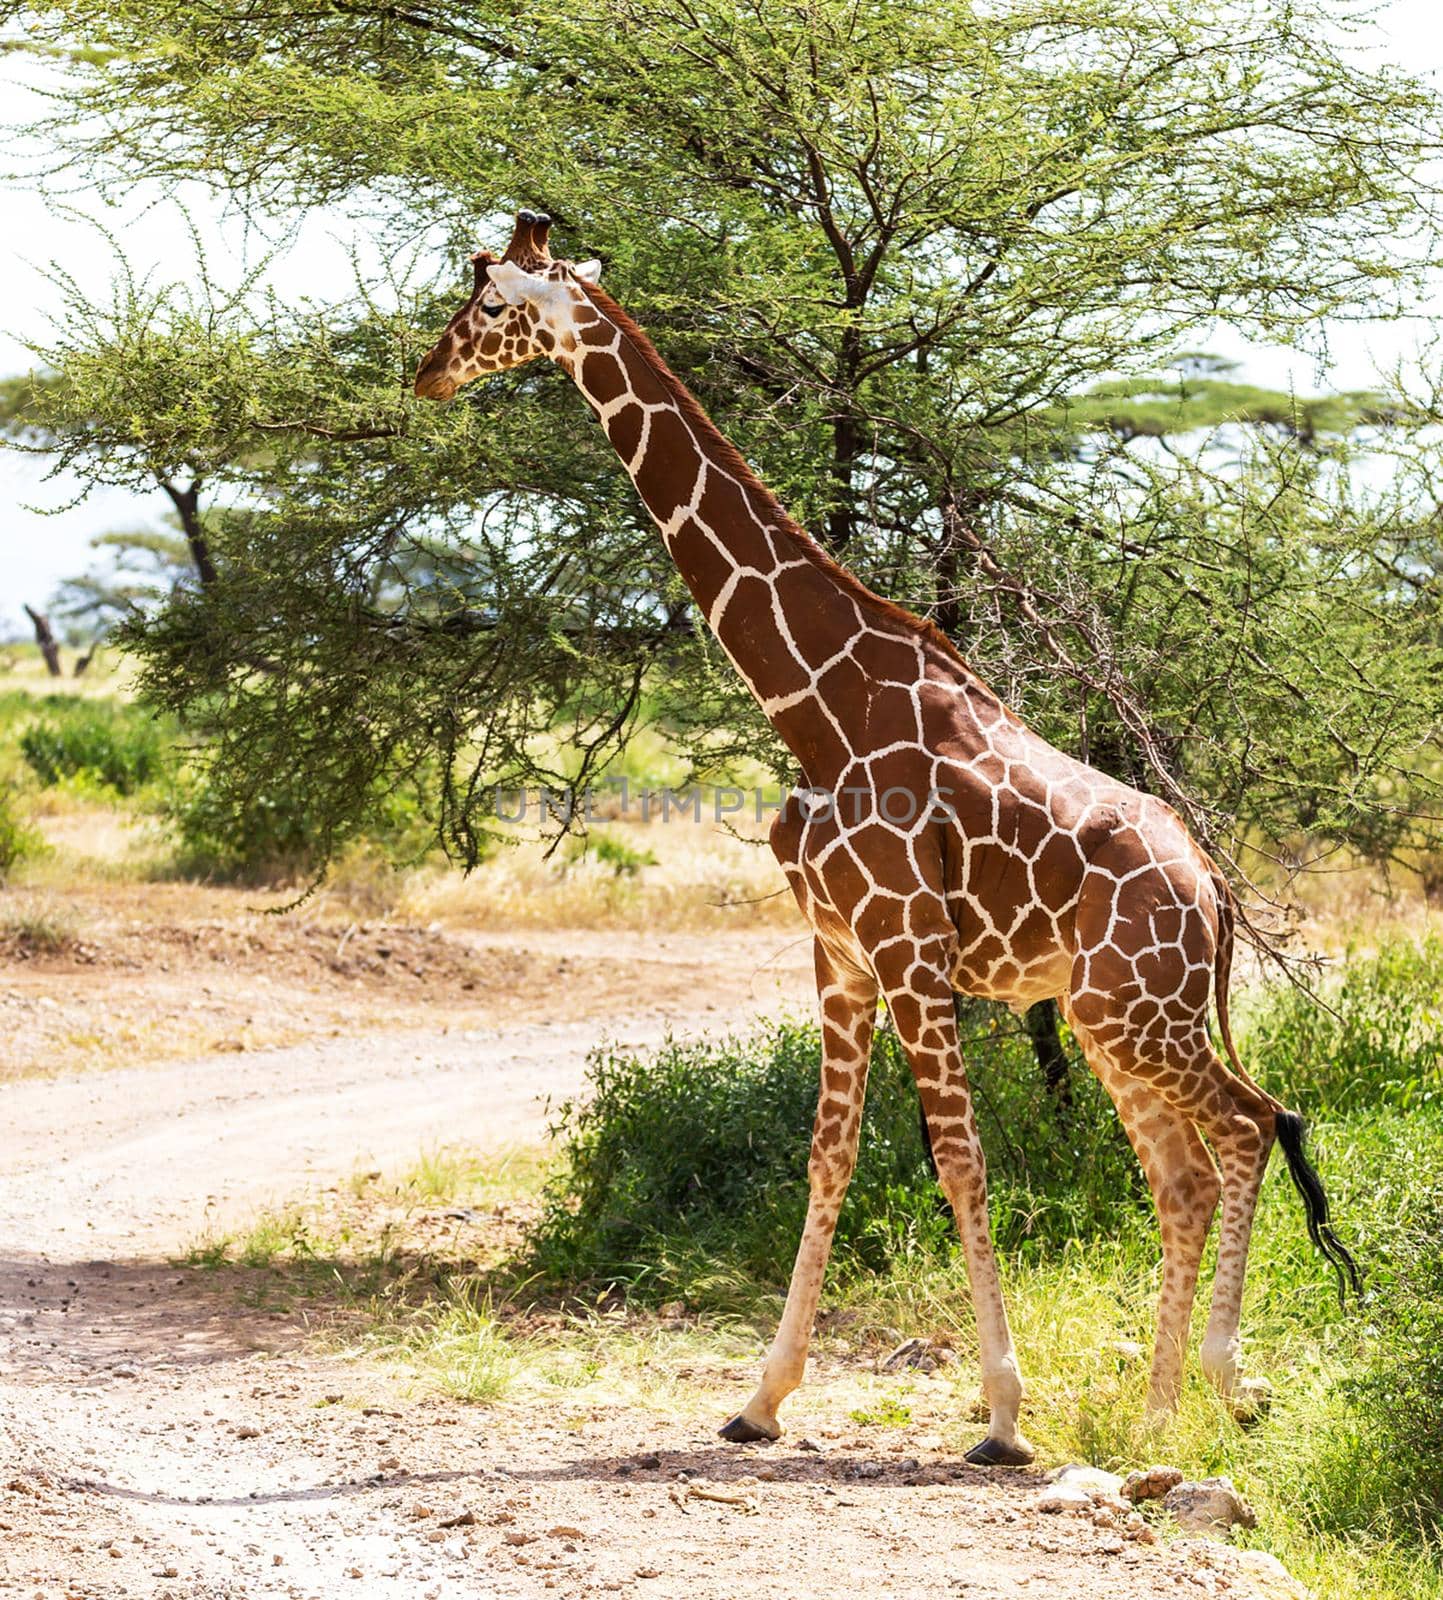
[414,212,1359,1466]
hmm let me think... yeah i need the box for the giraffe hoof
[963,1436,1035,1468]
[718,1414,780,1444]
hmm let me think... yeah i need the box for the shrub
[590,832,658,876]
[528,1006,1146,1306]
[0,896,81,956]
[19,699,170,795]
[1240,936,1443,1114]
[163,759,433,883]
[1331,1119,1443,1535]
[0,791,45,880]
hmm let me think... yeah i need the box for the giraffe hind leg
[1067,1023,1221,1417]
[1072,1008,1278,1416]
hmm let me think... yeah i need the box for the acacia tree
[4,0,1443,898]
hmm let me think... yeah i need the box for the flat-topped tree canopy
[5,0,1443,890]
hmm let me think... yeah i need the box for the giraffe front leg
[876,953,1034,1467]
[720,940,877,1444]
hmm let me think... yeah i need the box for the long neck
[559,288,938,782]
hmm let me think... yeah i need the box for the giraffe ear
[573,259,602,285]
[487,259,551,307]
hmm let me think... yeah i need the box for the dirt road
[2,1006,1301,1598]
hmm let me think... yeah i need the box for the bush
[19,699,170,795]
[1240,936,1443,1114]
[589,832,657,876]
[163,759,433,882]
[528,1006,1146,1306]
[527,930,1443,1314]
[1332,1121,1443,1535]
[0,791,45,880]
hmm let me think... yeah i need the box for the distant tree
[50,524,197,645]
[21,603,62,676]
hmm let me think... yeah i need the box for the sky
[2,1,1443,637]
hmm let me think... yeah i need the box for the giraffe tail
[1211,870,1363,1305]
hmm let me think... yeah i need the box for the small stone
[234,1426,261,1440]
[1229,1376,1274,1422]
[851,1462,885,1480]
[1039,1464,1129,1516]
[1233,1548,1309,1596]
[756,1466,777,1482]
[503,1530,535,1546]
[347,1568,363,1579]
[548,1525,584,1540]
[439,1510,477,1528]
[1038,1484,1093,1514]
[107,1547,122,1559]
[877,1336,948,1373]
[111,1365,138,1380]
[410,1504,434,1519]
[797,1437,824,1453]
[1048,1464,1127,1502]
[637,1453,662,1470]
[378,1456,401,1471]
[636,1568,661,1580]
[1163,1476,1257,1533]
[1122,1465,1185,1504]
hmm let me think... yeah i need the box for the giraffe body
[415,213,1357,1462]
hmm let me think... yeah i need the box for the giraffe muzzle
[413,362,458,401]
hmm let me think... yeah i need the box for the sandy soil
[1,924,1303,1600]
[0,895,814,1080]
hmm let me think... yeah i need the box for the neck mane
[580,282,963,653]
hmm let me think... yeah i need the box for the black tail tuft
[1275,1109,1362,1304]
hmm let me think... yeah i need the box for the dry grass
[0,643,138,699]
[316,817,799,933]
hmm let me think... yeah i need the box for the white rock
[1048,1463,1127,1498]
[1039,1464,1128,1514]
[1180,1540,1309,1598]
[1234,1548,1310,1597]
[1037,1484,1095,1514]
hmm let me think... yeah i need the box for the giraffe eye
[479,301,505,318]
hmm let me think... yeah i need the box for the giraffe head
[413,210,602,400]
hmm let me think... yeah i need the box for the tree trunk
[23,605,62,676]
[159,478,218,586]
[74,646,96,678]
